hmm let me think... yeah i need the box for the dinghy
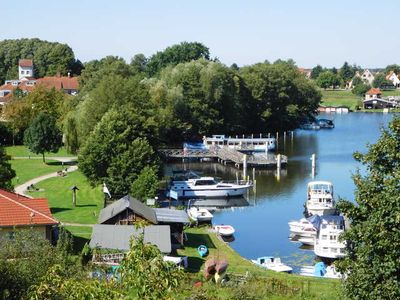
[214,225,235,237]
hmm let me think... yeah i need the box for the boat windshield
[194,180,217,186]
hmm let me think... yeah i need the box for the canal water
[165,113,394,268]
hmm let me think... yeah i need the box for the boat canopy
[313,262,326,277]
[183,142,207,150]
[306,215,321,228]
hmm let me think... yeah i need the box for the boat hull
[171,185,251,198]
[307,207,336,216]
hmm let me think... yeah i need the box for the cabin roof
[308,181,333,187]
[154,208,189,223]
[89,224,171,253]
[98,195,157,224]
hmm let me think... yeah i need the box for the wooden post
[252,168,256,192]
[243,154,247,180]
[311,153,316,178]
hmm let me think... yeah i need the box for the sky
[1,0,399,68]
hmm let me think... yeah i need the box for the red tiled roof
[366,88,382,95]
[0,189,58,227]
[19,59,33,67]
[36,76,79,91]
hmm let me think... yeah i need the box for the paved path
[12,156,78,163]
[15,164,78,198]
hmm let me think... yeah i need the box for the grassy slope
[10,159,63,186]
[178,227,342,299]
[5,145,74,158]
[27,171,103,224]
[320,89,400,110]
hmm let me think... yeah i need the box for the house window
[21,71,25,75]
[26,70,30,75]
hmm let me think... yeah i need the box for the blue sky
[1,0,399,68]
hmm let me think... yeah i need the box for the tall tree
[315,71,335,89]
[310,65,324,79]
[0,146,15,191]
[78,108,160,196]
[384,64,400,75]
[337,116,400,299]
[146,41,210,76]
[23,112,63,163]
[339,61,355,83]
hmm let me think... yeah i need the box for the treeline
[2,39,321,195]
[310,62,400,94]
[0,38,83,82]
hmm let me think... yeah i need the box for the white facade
[19,65,34,80]
[386,72,400,88]
[360,69,375,85]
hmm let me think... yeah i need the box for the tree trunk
[42,153,45,163]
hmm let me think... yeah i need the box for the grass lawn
[178,227,342,299]
[320,89,400,110]
[28,171,103,224]
[65,226,93,253]
[10,159,65,186]
[5,145,74,158]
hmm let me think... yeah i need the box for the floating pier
[159,146,287,168]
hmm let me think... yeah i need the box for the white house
[386,71,400,88]
[18,59,34,80]
[360,69,375,85]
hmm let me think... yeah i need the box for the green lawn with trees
[27,171,103,224]
[5,145,74,158]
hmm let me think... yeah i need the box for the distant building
[386,71,400,88]
[365,88,382,100]
[360,69,375,85]
[0,59,79,105]
[298,68,312,78]
[0,189,58,244]
[18,59,34,80]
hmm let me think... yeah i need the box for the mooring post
[311,153,316,178]
[276,132,279,140]
[268,133,270,138]
[236,171,239,184]
[259,133,262,138]
[252,168,256,192]
[243,154,247,180]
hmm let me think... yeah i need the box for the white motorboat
[169,176,252,199]
[300,262,342,279]
[314,215,346,259]
[251,256,293,273]
[187,207,213,222]
[306,181,336,216]
[288,215,320,237]
[214,225,235,237]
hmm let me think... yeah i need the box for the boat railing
[219,179,252,185]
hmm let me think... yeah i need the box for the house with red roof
[385,71,400,88]
[0,189,58,243]
[363,88,398,109]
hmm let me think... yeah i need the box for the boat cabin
[308,181,333,200]
[203,135,276,152]
[190,177,218,186]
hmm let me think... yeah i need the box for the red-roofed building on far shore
[0,189,59,243]
[0,59,79,105]
[298,68,312,79]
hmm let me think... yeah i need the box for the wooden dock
[159,147,287,168]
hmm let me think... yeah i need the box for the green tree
[130,53,148,73]
[23,112,62,163]
[146,41,210,76]
[310,64,324,79]
[240,61,321,131]
[336,117,400,300]
[384,64,400,75]
[372,73,393,89]
[78,108,160,196]
[352,83,370,97]
[130,166,159,202]
[63,114,79,154]
[315,71,335,89]
[0,147,15,191]
[339,61,355,83]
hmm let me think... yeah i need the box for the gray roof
[98,195,157,224]
[89,224,171,253]
[154,208,189,223]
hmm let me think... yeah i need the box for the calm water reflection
[165,113,394,266]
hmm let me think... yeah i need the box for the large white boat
[203,135,276,152]
[314,215,346,259]
[306,181,336,216]
[288,215,320,237]
[251,256,293,273]
[169,175,252,199]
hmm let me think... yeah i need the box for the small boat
[288,215,320,237]
[300,122,320,130]
[214,225,235,237]
[317,118,335,129]
[197,245,208,257]
[298,236,315,246]
[251,256,293,273]
[188,207,213,222]
[306,181,336,216]
[300,262,342,279]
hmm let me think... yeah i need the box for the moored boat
[187,207,213,222]
[314,215,346,259]
[169,175,252,199]
[300,262,342,279]
[251,256,293,273]
[306,181,336,216]
[214,225,235,237]
[288,215,320,237]
[317,118,335,129]
[203,135,276,152]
